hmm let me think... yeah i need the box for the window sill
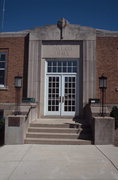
[0,86,8,91]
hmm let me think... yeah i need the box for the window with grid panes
[0,52,7,87]
[47,60,77,73]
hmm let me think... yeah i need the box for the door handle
[59,96,64,103]
[59,96,61,103]
[62,96,65,103]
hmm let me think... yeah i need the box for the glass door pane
[62,75,76,116]
[47,75,61,115]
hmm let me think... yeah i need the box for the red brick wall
[0,36,27,103]
[1,35,118,105]
[96,37,118,104]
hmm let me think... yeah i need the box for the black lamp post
[14,76,22,115]
[99,75,107,116]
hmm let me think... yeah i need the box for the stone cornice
[96,29,118,37]
[0,31,29,37]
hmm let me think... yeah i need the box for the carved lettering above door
[42,45,80,58]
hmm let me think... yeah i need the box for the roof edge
[0,31,29,37]
[96,29,118,37]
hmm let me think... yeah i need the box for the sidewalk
[0,144,118,180]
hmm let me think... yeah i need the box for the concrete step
[24,138,91,145]
[30,123,81,129]
[28,127,79,133]
[26,132,81,139]
[25,120,92,145]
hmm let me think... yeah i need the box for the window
[0,52,7,87]
[47,60,77,73]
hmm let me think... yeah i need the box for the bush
[0,118,5,129]
[110,106,118,129]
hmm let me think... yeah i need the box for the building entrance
[46,74,76,116]
[45,59,78,116]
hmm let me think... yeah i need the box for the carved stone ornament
[57,18,68,39]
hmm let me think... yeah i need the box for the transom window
[47,60,77,73]
[0,52,7,86]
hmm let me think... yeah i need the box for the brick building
[0,19,118,120]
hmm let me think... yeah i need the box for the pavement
[0,144,118,180]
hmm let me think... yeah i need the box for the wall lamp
[14,76,22,88]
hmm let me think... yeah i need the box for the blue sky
[0,0,118,32]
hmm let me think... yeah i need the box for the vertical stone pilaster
[27,40,41,101]
[39,58,45,117]
[83,40,96,106]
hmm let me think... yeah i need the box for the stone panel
[42,44,80,58]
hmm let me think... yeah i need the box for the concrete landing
[0,145,118,180]
[32,118,75,124]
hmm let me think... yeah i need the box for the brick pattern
[0,36,118,105]
[0,37,26,103]
[96,37,118,104]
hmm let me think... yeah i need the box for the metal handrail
[25,106,36,121]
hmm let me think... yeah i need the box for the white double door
[46,74,76,116]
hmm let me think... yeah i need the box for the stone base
[5,115,26,145]
[93,117,115,145]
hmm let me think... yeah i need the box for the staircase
[24,120,92,145]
